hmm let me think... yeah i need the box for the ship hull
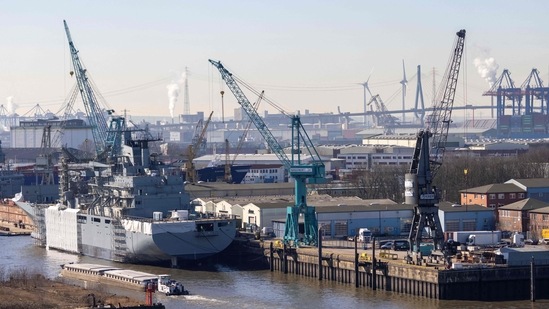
[44,206,236,264]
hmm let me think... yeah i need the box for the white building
[242,164,285,184]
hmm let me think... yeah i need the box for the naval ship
[15,127,237,266]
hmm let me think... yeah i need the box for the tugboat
[157,274,189,296]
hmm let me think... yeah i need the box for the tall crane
[64,20,109,159]
[367,94,398,134]
[210,60,325,246]
[405,30,466,260]
[185,111,213,183]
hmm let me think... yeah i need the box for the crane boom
[427,29,467,176]
[210,59,325,246]
[406,30,466,263]
[186,111,213,183]
[64,20,109,158]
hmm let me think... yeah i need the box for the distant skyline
[1,1,549,121]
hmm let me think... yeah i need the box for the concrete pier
[249,240,549,301]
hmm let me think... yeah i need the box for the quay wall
[249,241,549,301]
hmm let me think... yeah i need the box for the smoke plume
[473,57,499,87]
[166,83,179,118]
[6,96,18,115]
[166,72,186,118]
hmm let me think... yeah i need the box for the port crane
[405,30,466,260]
[185,111,213,183]
[210,60,325,246]
[64,20,110,160]
[367,94,399,134]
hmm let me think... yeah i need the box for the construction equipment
[367,94,398,134]
[185,111,213,183]
[64,20,109,160]
[405,30,466,261]
[210,59,325,246]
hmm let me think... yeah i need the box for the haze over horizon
[1,1,548,121]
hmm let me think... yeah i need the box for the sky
[1,1,549,122]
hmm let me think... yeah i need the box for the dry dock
[236,238,549,301]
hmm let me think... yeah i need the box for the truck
[358,228,372,243]
[465,231,502,247]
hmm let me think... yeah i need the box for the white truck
[358,228,372,243]
[465,231,502,249]
[157,274,189,296]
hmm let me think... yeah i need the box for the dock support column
[318,225,323,281]
[531,257,536,302]
[372,237,376,291]
[270,242,274,272]
[283,243,288,274]
[354,236,359,288]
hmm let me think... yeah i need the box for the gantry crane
[405,30,466,260]
[185,111,213,183]
[210,60,325,246]
[64,20,109,159]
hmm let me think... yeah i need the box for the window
[446,220,459,232]
[489,194,496,199]
[489,204,496,208]
[463,220,476,231]
[498,193,505,199]
[518,193,525,198]
[509,193,516,199]
[92,217,100,223]
[539,193,544,198]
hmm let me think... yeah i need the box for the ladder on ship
[112,219,128,262]
[33,206,46,247]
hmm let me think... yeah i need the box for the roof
[526,205,549,214]
[460,183,524,194]
[437,201,494,212]
[239,196,397,210]
[499,198,549,211]
[506,178,549,188]
[315,203,414,213]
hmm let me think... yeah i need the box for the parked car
[541,238,549,245]
[380,242,393,250]
[524,239,539,245]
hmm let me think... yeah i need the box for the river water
[1,236,547,309]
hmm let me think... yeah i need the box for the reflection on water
[1,236,548,309]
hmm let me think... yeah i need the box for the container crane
[185,111,213,183]
[209,60,325,246]
[405,30,466,260]
[64,20,109,159]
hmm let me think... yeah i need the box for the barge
[61,263,189,296]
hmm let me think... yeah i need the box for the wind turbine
[359,68,374,126]
[400,60,408,123]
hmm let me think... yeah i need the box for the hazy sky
[1,1,548,121]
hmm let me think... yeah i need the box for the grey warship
[16,124,237,266]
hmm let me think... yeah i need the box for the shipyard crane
[210,59,325,246]
[405,29,466,262]
[367,94,398,134]
[64,20,109,159]
[185,111,213,183]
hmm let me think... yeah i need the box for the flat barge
[61,263,188,296]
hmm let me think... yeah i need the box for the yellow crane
[185,111,213,183]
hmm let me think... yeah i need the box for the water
[1,236,547,309]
